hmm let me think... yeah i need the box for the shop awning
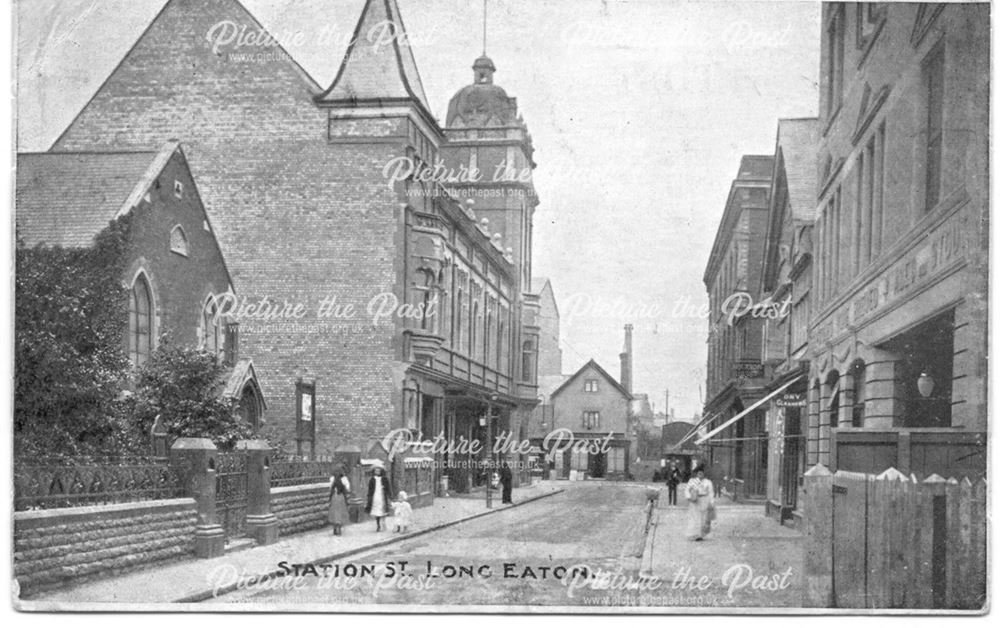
[672,411,721,449]
[695,376,804,445]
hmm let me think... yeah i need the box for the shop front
[808,195,987,479]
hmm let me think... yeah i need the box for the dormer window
[169,225,189,256]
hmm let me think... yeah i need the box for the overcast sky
[16,0,820,417]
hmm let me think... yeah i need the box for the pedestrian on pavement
[328,467,351,535]
[666,465,681,506]
[685,466,715,541]
[365,461,393,532]
[391,491,413,533]
[499,461,513,504]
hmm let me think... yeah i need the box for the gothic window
[201,296,222,359]
[128,274,154,366]
[169,225,189,256]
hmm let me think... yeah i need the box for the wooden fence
[802,464,986,610]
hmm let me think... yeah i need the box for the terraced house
[46,0,542,482]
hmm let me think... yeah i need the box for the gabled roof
[761,118,819,293]
[222,358,267,409]
[531,276,559,317]
[315,0,431,116]
[16,141,181,248]
[51,0,322,152]
[774,118,820,222]
[551,359,632,401]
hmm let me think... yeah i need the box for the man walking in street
[666,464,681,506]
[499,461,513,504]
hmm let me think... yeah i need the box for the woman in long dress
[328,469,351,535]
[365,463,393,532]
[686,466,715,541]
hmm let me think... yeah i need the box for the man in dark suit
[666,464,681,505]
[499,461,513,504]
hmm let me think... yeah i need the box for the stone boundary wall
[272,483,331,536]
[14,498,197,597]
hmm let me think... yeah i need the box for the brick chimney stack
[619,324,633,394]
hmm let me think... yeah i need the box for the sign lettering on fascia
[817,209,970,344]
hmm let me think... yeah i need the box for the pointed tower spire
[315,0,431,114]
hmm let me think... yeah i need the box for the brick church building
[48,0,541,472]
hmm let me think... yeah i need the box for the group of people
[327,459,517,536]
[327,460,412,535]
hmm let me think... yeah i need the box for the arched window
[129,274,153,366]
[201,296,222,358]
[850,360,866,427]
[826,370,841,427]
[169,225,189,256]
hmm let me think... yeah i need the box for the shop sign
[732,360,764,379]
[776,393,806,408]
[812,205,971,346]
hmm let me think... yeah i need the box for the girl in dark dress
[365,462,393,532]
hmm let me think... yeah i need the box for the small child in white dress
[391,491,413,533]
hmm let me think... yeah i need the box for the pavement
[640,484,804,608]
[18,481,563,609]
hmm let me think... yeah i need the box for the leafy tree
[14,220,134,460]
[129,342,255,451]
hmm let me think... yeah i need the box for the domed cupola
[446,55,518,128]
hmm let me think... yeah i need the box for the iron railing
[14,457,183,511]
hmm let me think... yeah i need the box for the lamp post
[484,393,500,508]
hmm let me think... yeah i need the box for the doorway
[589,451,607,478]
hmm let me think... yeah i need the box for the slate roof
[551,359,632,401]
[315,0,431,115]
[774,118,820,221]
[16,148,162,248]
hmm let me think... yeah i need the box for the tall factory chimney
[619,324,633,394]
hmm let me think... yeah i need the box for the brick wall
[14,498,197,597]
[124,149,233,350]
[52,0,406,452]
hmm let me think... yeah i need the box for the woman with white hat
[365,460,393,532]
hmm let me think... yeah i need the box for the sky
[15,0,820,418]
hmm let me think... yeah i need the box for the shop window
[884,310,954,428]
[128,273,154,366]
